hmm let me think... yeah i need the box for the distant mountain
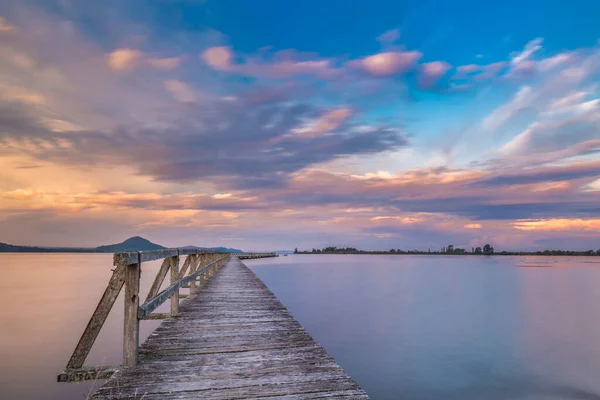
[0,236,243,253]
[95,236,166,252]
[181,245,243,254]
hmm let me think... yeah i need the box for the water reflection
[1,253,599,399]
[249,255,600,400]
[0,253,178,400]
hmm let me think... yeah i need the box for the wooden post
[123,259,141,367]
[170,252,180,314]
[66,263,126,369]
[189,255,198,295]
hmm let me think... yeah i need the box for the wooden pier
[58,249,368,399]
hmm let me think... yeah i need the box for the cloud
[349,51,422,77]
[457,64,479,75]
[201,46,339,79]
[377,29,400,43]
[482,85,533,131]
[474,160,600,186]
[0,16,16,32]
[164,79,196,103]
[514,218,600,232]
[538,52,576,71]
[500,106,600,156]
[3,189,38,200]
[107,48,143,71]
[474,62,506,80]
[2,9,599,250]
[201,46,232,70]
[278,107,354,141]
[418,61,451,88]
[0,98,407,188]
[511,37,543,66]
[146,56,183,70]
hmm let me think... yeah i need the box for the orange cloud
[107,48,142,71]
[514,219,600,231]
[3,189,38,200]
[464,223,482,229]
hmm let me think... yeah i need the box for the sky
[0,0,599,251]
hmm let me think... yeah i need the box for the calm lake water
[1,253,600,399]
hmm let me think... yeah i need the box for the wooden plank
[123,261,141,367]
[145,257,171,302]
[178,255,193,279]
[114,249,187,265]
[169,255,180,315]
[179,248,206,255]
[57,365,121,382]
[91,256,368,399]
[140,249,178,263]
[143,312,172,320]
[113,251,138,266]
[66,263,126,369]
[189,255,198,295]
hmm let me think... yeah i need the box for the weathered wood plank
[140,249,178,263]
[145,257,171,302]
[65,263,126,369]
[91,256,368,399]
[113,250,274,266]
[57,365,121,383]
[170,255,180,314]
[142,312,172,320]
[177,254,193,279]
[123,261,141,367]
[188,255,198,294]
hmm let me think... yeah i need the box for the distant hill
[0,237,243,253]
[96,236,166,252]
[0,242,91,253]
[181,245,243,254]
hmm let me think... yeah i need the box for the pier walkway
[58,250,368,399]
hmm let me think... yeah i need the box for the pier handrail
[58,249,277,382]
[58,249,230,382]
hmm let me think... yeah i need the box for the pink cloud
[201,46,338,79]
[349,51,422,77]
[242,59,337,79]
[474,61,506,80]
[107,48,142,71]
[271,107,354,143]
[418,61,451,88]
[164,79,196,103]
[457,64,480,74]
[146,56,183,70]
[538,52,576,71]
[201,46,233,71]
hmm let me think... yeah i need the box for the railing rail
[237,252,278,259]
[57,248,240,382]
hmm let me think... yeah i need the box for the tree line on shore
[294,245,600,256]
